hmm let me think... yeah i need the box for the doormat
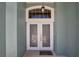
[40,51,53,55]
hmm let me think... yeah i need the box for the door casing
[26,22,53,51]
[26,5,54,51]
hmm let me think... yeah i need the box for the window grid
[29,8,51,18]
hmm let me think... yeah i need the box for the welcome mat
[40,51,53,55]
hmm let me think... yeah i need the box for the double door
[27,23,53,51]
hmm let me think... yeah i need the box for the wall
[5,2,26,57]
[77,3,79,56]
[26,2,55,8]
[6,2,17,57]
[55,2,78,56]
[17,2,26,57]
[0,2,6,57]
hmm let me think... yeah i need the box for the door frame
[26,22,53,51]
[26,23,39,50]
[26,5,54,51]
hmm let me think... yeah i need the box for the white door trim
[26,5,54,51]
[26,23,53,51]
[26,23,39,50]
[40,23,53,51]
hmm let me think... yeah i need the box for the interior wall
[55,2,78,56]
[6,2,17,57]
[5,2,26,57]
[65,3,77,57]
[26,2,55,8]
[0,2,6,57]
[77,3,79,56]
[17,2,26,57]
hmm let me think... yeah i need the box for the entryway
[27,23,53,50]
[26,5,54,52]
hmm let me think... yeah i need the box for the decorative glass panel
[29,8,51,18]
[30,24,38,47]
[42,24,50,47]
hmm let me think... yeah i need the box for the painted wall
[6,2,17,57]
[77,3,79,56]
[17,2,26,57]
[5,2,26,57]
[55,2,78,56]
[26,2,54,8]
[0,2,6,57]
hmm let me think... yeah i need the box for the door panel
[42,24,50,47]
[30,24,38,47]
[27,23,53,50]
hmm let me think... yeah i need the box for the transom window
[29,8,51,18]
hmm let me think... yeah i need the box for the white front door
[27,23,53,51]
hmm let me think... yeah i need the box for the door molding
[26,5,54,51]
[26,5,54,23]
[26,23,53,51]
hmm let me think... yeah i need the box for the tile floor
[23,50,64,57]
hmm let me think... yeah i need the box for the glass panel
[42,24,50,47]
[31,15,49,18]
[30,24,37,47]
[29,8,51,18]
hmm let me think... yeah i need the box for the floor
[23,50,64,57]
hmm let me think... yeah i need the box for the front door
[27,23,53,51]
